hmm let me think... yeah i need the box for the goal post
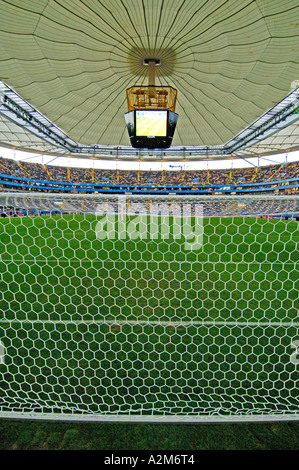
[0,192,298,422]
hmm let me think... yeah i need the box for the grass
[0,213,298,447]
[0,419,298,450]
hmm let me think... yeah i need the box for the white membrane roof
[0,0,299,160]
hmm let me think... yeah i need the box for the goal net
[0,192,298,422]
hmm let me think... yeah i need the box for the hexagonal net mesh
[0,192,298,422]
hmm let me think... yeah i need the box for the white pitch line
[0,258,298,262]
[0,319,298,327]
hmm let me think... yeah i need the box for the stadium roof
[0,0,299,161]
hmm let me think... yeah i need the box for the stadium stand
[0,156,298,196]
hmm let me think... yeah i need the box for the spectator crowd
[0,156,298,190]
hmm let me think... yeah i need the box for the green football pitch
[0,214,298,420]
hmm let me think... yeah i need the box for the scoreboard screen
[136,110,167,137]
[125,109,178,149]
